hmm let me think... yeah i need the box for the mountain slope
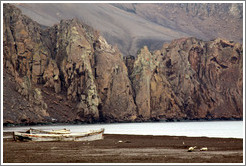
[14,3,189,56]
[14,3,243,56]
[113,3,243,43]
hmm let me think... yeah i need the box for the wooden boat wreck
[13,128,105,142]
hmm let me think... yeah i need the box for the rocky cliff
[3,4,243,125]
[130,38,243,120]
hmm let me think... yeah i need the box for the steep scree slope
[14,3,243,56]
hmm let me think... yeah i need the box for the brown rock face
[94,37,137,122]
[3,4,137,124]
[130,37,243,120]
[43,19,101,122]
[3,4,53,123]
[131,46,185,120]
[3,4,243,125]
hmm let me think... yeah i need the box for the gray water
[3,121,244,138]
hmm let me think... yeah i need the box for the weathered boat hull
[28,128,71,134]
[13,128,104,142]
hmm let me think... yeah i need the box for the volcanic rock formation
[3,4,243,125]
[3,4,136,124]
[130,38,243,120]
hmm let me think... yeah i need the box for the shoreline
[3,120,243,139]
[3,133,243,163]
[3,118,243,127]
[3,132,243,140]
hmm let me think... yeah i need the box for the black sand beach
[3,132,243,163]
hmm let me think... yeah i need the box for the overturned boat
[13,128,105,142]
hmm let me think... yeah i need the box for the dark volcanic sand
[3,133,243,163]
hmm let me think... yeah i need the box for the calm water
[3,121,244,138]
